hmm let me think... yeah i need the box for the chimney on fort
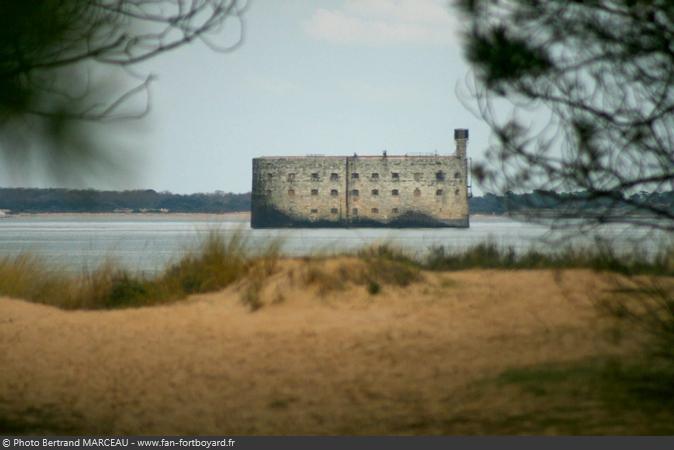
[454,128,468,159]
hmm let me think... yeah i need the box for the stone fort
[251,129,470,228]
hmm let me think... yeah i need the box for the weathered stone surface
[251,132,470,228]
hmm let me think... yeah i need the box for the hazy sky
[2,0,491,194]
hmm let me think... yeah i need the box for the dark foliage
[0,1,246,179]
[469,190,674,218]
[0,188,249,213]
[456,0,674,231]
[423,241,673,276]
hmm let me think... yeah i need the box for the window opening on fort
[351,189,359,196]
[311,173,320,181]
[454,172,461,179]
[310,209,318,214]
[352,208,358,215]
[455,189,460,196]
[392,172,399,180]
[371,173,379,180]
[436,171,445,181]
[330,189,338,196]
[414,173,422,181]
[371,208,379,214]
[391,189,399,196]
[330,173,339,181]
[330,208,338,214]
[414,188,421,197]
[436,189,443,196]
[392,208,399,214]
[351,173,359,179]
[288,189,295,196]
[311,189,318,196]
[287,173,295,182]
[371,189,379,196]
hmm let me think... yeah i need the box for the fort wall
[251,129,470,228]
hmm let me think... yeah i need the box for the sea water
[0,214,667,274]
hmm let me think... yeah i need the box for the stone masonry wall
[251,150,469,228]
[251,157,347,226]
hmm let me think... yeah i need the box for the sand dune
[0,261,624,434]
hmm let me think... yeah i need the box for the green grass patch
[0,405,85,435]
[423,240,674,276]
[440,357,674,435]
[485,358,674,434]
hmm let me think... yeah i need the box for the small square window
[371,208,379,214]
[436,189,443,196]
[436,171,445,181]
[310,208,318,214]
[371,173,379,180]
[414,173,422,181]
[391,189,399,196]
[311,172,320,181]
[288,189,295,196]
[352,208,358,215]
[414,188,421,197]
[391,172,400,180]
[351,173,359,179]
[311,189,319,196]
[455,189,460,196]
[330,189,338,196]
[351,189,359,196]
[287,173,295,182]
[454,171,461,179]
[330,208,338,214]
[330,173,339,181]
[392,208,399,214]
[371,189,379,196]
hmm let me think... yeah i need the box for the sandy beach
[0,259,634,435]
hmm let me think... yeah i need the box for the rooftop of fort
[254,129,468,161]
[254,153,461,160]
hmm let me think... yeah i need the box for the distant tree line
[469,190,674,218]
[0,189,251,213]
[0,188,671,216]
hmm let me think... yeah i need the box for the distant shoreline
[2,188,670,219]
[4,211,251,221]
[3,212,510,221]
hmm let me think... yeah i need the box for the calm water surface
[0,214,666,273]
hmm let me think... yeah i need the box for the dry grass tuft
[0,230,274,310]
[302,262,351,297]
[159,231,249,296]
[358,243,423,288]
[301,244,422,297]
[0,254,74,306]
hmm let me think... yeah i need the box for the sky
[1,0,491,194]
